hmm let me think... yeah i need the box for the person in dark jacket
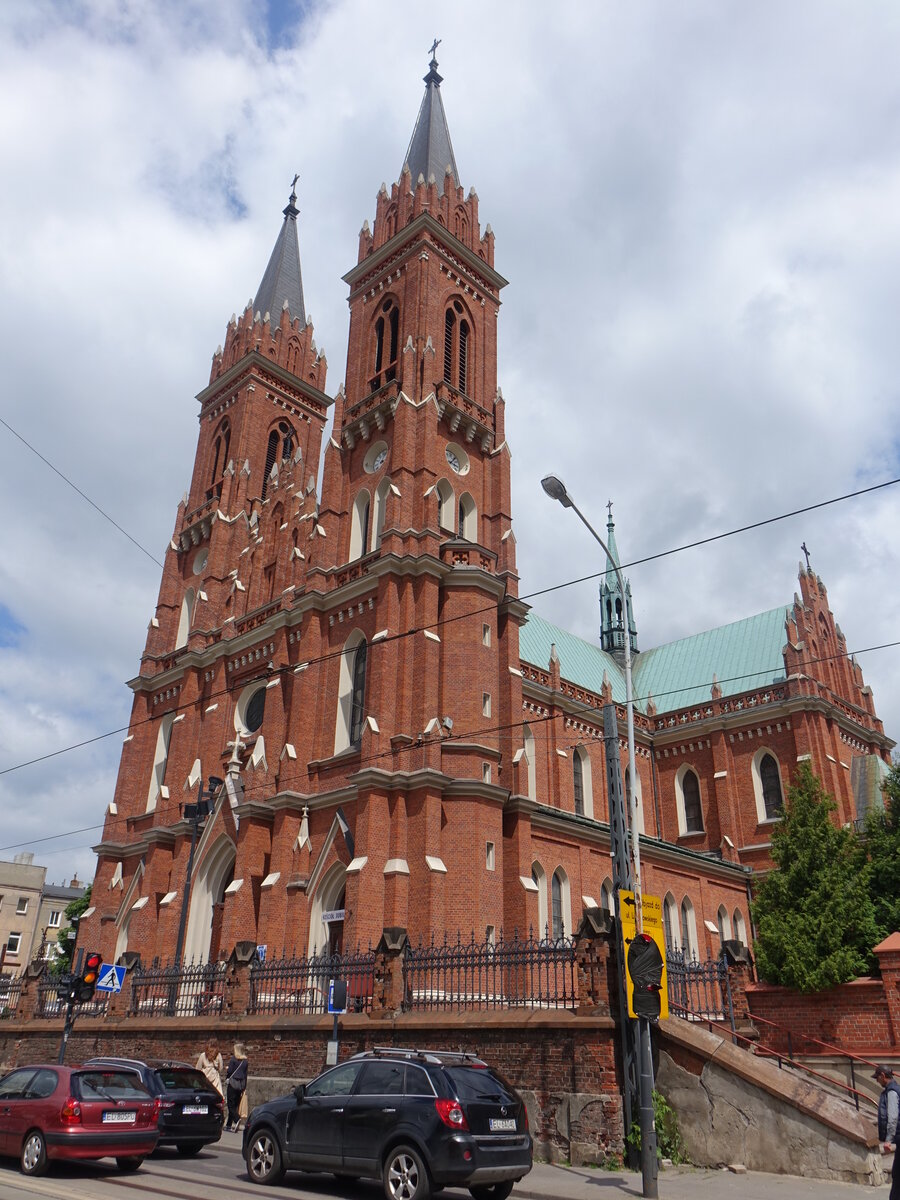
[225,1042,249,1132]
[875,1064,899,1200]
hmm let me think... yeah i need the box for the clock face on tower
[364,441,389,474]
[446,447,461,473]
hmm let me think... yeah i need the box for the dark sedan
[0,1063,159,1175]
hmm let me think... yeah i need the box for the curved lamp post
[541,473,657,1198]
[540,474,642,902]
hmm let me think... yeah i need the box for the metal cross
[291,172,299,190]
[801,541,811,570]
[607,499,614,518]
[429,37,441,61]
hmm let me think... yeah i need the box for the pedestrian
[225,1041,249,1131]
[196,1038,224,1096]
[875,1064,900,1200]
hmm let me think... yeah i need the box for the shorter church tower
[599,505,637,665]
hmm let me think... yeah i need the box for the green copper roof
[520,606,789,716]
[633,606,789,713]
[519,614,629,705]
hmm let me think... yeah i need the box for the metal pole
[542,476,657,1197]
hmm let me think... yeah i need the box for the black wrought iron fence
[404,930,577,1011]
[128,960,227,1018]
[250,948,376,1015]
[666,948,734,1029]
[34,975,109,1019]
[0,973,24,1017]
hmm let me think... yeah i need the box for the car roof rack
[367,1046,485,1064]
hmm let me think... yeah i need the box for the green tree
[751,763,878,992]
[863,764,900,940]
[53,885,92,975]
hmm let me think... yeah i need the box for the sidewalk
[218,1130,893,1198]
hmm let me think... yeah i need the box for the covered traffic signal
[77,952,103,1002]
[625,932,666,1020]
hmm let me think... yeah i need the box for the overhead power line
[0,416,164,568]
[1,476,898,781]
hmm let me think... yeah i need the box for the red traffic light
[77,952,104,1001]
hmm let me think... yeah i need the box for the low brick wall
[0,1008,624,1167]
[746,977,892,1057]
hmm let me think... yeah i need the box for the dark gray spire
[252,178,306,328]
[401,46,459,194]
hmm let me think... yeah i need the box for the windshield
[74,1071,151,1101]
[157,1067,218,1093]
[444,1066,517,1103]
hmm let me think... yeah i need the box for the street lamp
[541,473,657,1198]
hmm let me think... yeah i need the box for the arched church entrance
[307,863,347,958]
[183,835,235,964]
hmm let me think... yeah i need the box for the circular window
[364,440,389,474]
[445,442,469,476]
[192,549,209,576]
[235,685,267,735]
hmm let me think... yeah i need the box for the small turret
[599,503,638,666]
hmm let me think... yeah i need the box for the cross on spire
[607,499,614,519]
[428,37,441,63]
[801,541,811,571]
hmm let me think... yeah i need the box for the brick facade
[79,61,892,973]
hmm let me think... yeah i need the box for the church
[79,54,893,970]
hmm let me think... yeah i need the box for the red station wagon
[0,1064,160,1175]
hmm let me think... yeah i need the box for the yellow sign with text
[618,890,668,1020]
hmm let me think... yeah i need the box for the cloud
[1,0,899,885]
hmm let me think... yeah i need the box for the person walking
[196,1038,224,1096]
[875,1064,900,1200]
[225,1042,249,1132]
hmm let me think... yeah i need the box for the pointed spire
[401,42,459,195]
[599,502,638,664]
[252,176,307,329]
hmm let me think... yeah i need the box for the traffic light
[625,932,666,1020]
[77,952,103,1002]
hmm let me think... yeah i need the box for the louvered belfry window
[349,640,368,749]
[444,309,455,382]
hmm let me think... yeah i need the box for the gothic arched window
[760,753,783,819]
[262,429,280,500]
[349,640,367,749]
[372,298,399,390]
[209,419,230,499]
[681,769,703,833]
[573,753,584,817]
[551,872,563,940]
[443,299,471,394]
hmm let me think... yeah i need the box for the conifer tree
[751,763,878,991]
[863,764,900,941]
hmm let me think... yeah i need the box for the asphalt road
[0,1132,892,1200]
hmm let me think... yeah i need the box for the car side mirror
[293,1084,305,1104]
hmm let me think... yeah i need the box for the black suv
[243,1047,531,1200]
[83,1057,224,1155]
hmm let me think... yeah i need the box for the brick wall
[746,978,893,1057]
[0,1010,624,1166]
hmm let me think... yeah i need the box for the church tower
[82,52,531,967]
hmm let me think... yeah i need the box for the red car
[0,1063,160,1175]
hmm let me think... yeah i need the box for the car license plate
[489,1118,516,1131]
[183,1105,208,1115]
[103,1111,136,1124]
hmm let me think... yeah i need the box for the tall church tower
[82,53,531,966]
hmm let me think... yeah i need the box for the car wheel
[116,1157,144,1172]
[176,1143,203,1156]
[21,1130,48,1177]
[384,1144,430,1200]
[246,1128,284,1185]
[469,1184,515,1200]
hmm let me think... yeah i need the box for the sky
[2,0,900,887]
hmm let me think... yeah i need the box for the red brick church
[80,54,893,970]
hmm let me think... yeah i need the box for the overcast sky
[2,0,899,887]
